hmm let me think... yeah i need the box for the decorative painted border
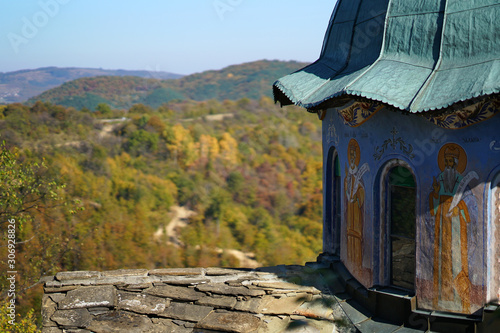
[424,99,500,129]
[337,102,385,127]
[336,98,499,129]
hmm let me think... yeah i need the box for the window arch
[324,147,341,255]
[377,160,417,291]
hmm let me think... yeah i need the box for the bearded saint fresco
[344,139,369,269]
[429,143,478,313]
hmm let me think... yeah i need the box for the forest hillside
[0,96,323,326]
[0,67,182,104]
[27,60,308,110]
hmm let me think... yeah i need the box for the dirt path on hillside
[181,113,235,122]
[166,206,196,247]
[214,248,260,268]
[98,118,128,139]
[154,206,261,268]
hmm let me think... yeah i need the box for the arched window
[325,148,341,255]
[387,166,416,291]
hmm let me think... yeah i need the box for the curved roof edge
[273,0,500,114]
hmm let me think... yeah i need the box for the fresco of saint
[429,143,478,313]
[344,139,369,269]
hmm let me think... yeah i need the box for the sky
[0,0,335,75]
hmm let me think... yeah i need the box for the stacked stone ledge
[41,266,341,333]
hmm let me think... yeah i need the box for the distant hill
[0,67,183,104]
[27,60,308,110]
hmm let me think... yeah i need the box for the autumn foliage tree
[0,97,323,327]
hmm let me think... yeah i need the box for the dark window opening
[333,156,341,254]
[388,166,416,291]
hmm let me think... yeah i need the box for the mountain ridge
[25,60,308,110]
[0,66,183,104]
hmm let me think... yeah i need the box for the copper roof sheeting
[273,0,500,113]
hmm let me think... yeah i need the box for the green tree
[0,298,37,333]
[129,104,153,115]
[95,103,112,116]
[125,130,159,156]
[0,142,80,330]
[0,142,66,230]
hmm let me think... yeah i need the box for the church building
[274,0,500,322]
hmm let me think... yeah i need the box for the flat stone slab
[164,278,210,286]
[58,285,116,309]
[44,285,79,293]
[95,275,160,286]
[159,302,213,322]
[42,295,58,327]
[226,278,255,287]
[48,293,66,303]
[55,271,100,281]
[294,295,335,320]
[257,315,291,333]
[144,285,205,302]
[117,291,170,314]
[150,268,204,276]
[151,318,193,332]
[88,307,110,316]
[47,280,95,288]
[87,310,154,333]
[259,294,310,315]
[195,311,262,333]
[51,309,92,327]
[254,281,321,294]
[196,284,266,297]
[117,282,153,290]
[205,267,250,276]
[196,295,238,309]
[102,269,149,277]
[234,297,270,314]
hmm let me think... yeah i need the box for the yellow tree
[165,124,198,168]
[218,132,239,168]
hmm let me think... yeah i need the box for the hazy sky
[0,0,335,75]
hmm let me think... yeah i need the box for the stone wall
[41,265,346,333]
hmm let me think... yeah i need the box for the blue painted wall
[322,105,500,314]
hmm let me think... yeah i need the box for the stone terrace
[41,264,357,333]
[41,262,434,333]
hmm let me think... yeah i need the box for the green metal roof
[273,0,500,113]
